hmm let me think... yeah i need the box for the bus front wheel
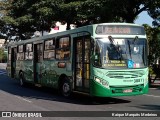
[61,78,72,97]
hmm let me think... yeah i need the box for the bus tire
[61,78,72,97]
[19,72,25,86]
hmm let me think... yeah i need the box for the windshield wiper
[128,36,138,60]
[108,36,122,60]
[127,40,132,60]
[133,36,138,44]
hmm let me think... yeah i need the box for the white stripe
[0,90,32,103]
[15,96,32,103]
[149,88,158,90]
[144,94,160,98]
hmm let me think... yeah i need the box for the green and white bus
[6,23,149,97]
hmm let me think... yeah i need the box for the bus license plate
[123,89,132,93]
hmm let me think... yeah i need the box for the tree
[0,0,160,41]
[143,24,160,65]
[0,0,62,40]
[75,0,160,24]
[0,48,7,63]
[147,0,160,27]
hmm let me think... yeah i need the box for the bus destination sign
[96,25,145,35]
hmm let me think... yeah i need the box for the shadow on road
[0,75,131,105]
[134,105,160,111]
[149,84,160,90]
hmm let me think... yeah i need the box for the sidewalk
[149,79,160,88]
[0,63,7,70]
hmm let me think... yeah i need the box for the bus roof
[7,22,144,47]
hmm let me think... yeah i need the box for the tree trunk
[66,21,71,30]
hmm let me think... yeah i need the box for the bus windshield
[93,37,147,69]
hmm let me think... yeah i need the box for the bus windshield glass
[93,38,147,69]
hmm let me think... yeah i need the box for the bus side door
[11,47,17,78]
[33,43,43,84]
[73,35,91,93]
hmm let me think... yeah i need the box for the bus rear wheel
[61,79,72,97]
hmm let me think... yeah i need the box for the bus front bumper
[90,81,149,97]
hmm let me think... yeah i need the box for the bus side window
[17,45,24,60]
[56,37,70,60]
[44,39,55,60]
[25,44,33,60]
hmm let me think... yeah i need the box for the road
[0,63,160,120]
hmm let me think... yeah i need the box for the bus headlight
[95,77,101,83]
[94,77,109,88]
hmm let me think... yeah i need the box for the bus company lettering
[123,80,133,82]
[110,60,125,63]
[105,60,127,67]
[46,80,57,85]
[134,79,143,83]
[12,112,42,117]
[106,63,126,67]
[123,79,143,83]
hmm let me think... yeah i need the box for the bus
[6,23,149,97]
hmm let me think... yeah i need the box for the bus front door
[73,36,90,93]
[33,43,43,85]
[11,47,17,78]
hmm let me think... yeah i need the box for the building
[49,22,76,34]
[0,39,5,48]
[33,22,76,37]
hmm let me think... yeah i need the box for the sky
[135,11,154,26]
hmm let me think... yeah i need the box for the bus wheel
[61,79,72,97]
[19,73,25,86]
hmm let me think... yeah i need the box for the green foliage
[148,0,160,26]
[0,48,7,63]
[149,66,154,75]
[144,24,160,65]
[0,0,160,40]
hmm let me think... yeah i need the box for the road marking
[0,90,32,103]
[15,96,32,103]
[144,94,160,98]
[149,88,158,90]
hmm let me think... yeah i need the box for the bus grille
[110,84,143,94]
[106,70,145,79]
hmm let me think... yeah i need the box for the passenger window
[56,37,70,60]
[25,43,33,60]
[44,39,55,60]
[17,45,24,60]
